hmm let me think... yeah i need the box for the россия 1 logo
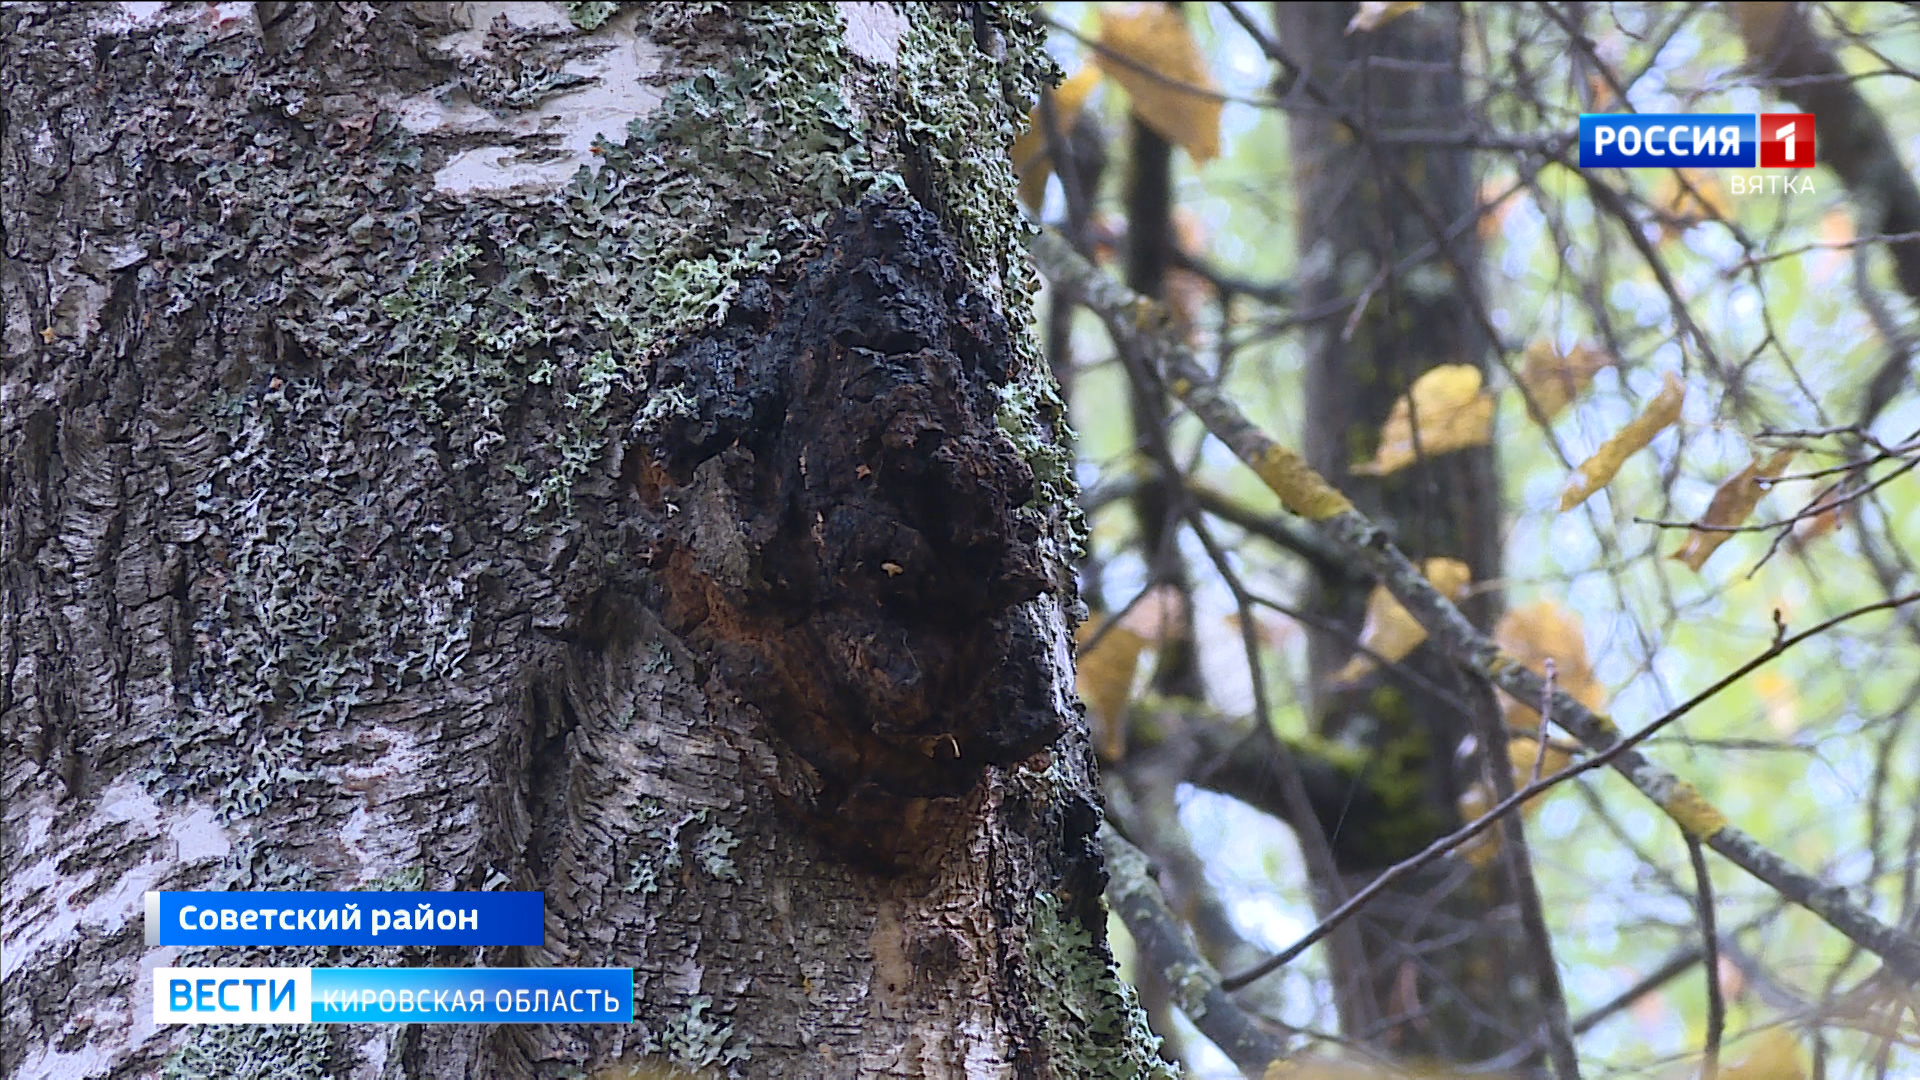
[1580,113,1814,169]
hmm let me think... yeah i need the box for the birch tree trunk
[1,3,1167,1077]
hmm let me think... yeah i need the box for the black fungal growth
[633,194,1064,866]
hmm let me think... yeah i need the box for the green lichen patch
[148,380,481,818]
[1026,893,1179,1080]
[691,823,741,882]
[129,22,490,820]
[998,371,1086,570]
[623,801,678,897]
[162,1023,335,1080]
[566,2,622,32]
[375,1,1080,539]
[623,803,741,893]
[638,993,750,1074]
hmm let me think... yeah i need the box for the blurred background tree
[1026,2,1920,1076]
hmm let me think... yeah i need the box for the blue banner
[1580,113,1757,169]
[311,968,633,1023]
[153,967,634,1024]
[147,891,545,947]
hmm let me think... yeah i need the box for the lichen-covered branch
[1186,483,1357,581]
[1105,741,1294,1025]
[1102,825,1290,1078]
[1033,229,1920,986]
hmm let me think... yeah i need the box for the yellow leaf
[1332,558,1471,685]
[1012,67,1103,211]
[1753,671,1799,736]
[1455,781,1500,865]
[1506,736,1577,812]
[1812,208,1854,283]
[1476,176,1520,241]
[1559,371,1685,511]
[1346,1,1424,34]
[1665,779,1728,840]
[1094,6,1221,163]
[1226,610,1295,649]
[1254,443,1353,521]
[1670,448,1797,571]
[1162,210,1214,339]
[1490,600,1601,818]
[1586,72,1616,111]
[1076,622,1146,761]
[1351,364,1495,477]
[1720,1027,1808,1080]
[1508,737,1576,781]
[1716,954,1746,1001]
[1457,733,1579,859]
[1517,341,1614,422]
[1494,601,1606,727]
[1789,482,1851,551]
[1075,586,1185,761]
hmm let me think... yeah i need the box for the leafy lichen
[624,803,743,892]
[162,1024,334,1080]
[692,823,741,882]
[131,19,485,822]
[378,4,879,510]
[148,380,479,818]
[457,16,593,110]
[566,1,622,32]
[1026,893,1179,1079]
[375,1,1080,548]
[896,5,1086,566]
[640,993,750,1074]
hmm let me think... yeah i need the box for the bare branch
[1690,836,1726,1080]
[1034,227,1920,986]
[1103,825,1292,1078]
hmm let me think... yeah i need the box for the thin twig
[1534,659,1557,784]
[1040,13,1287,111]
[1476,661,1584,1080]
[1632,450,1918,535]
[1219,742,1608,991]
[1033,228,1920,985]
[1690,836,1726,1080]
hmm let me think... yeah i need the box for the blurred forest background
[1023,2,1920,1077]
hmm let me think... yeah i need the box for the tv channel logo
[1580,114,1814,169]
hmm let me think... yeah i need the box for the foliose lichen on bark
[161,1025,336,1080]
[130,0,1083,826]
[1025,892,1178,1080]
[377,2,1078,553]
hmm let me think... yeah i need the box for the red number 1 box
[1759,113,1815,168]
